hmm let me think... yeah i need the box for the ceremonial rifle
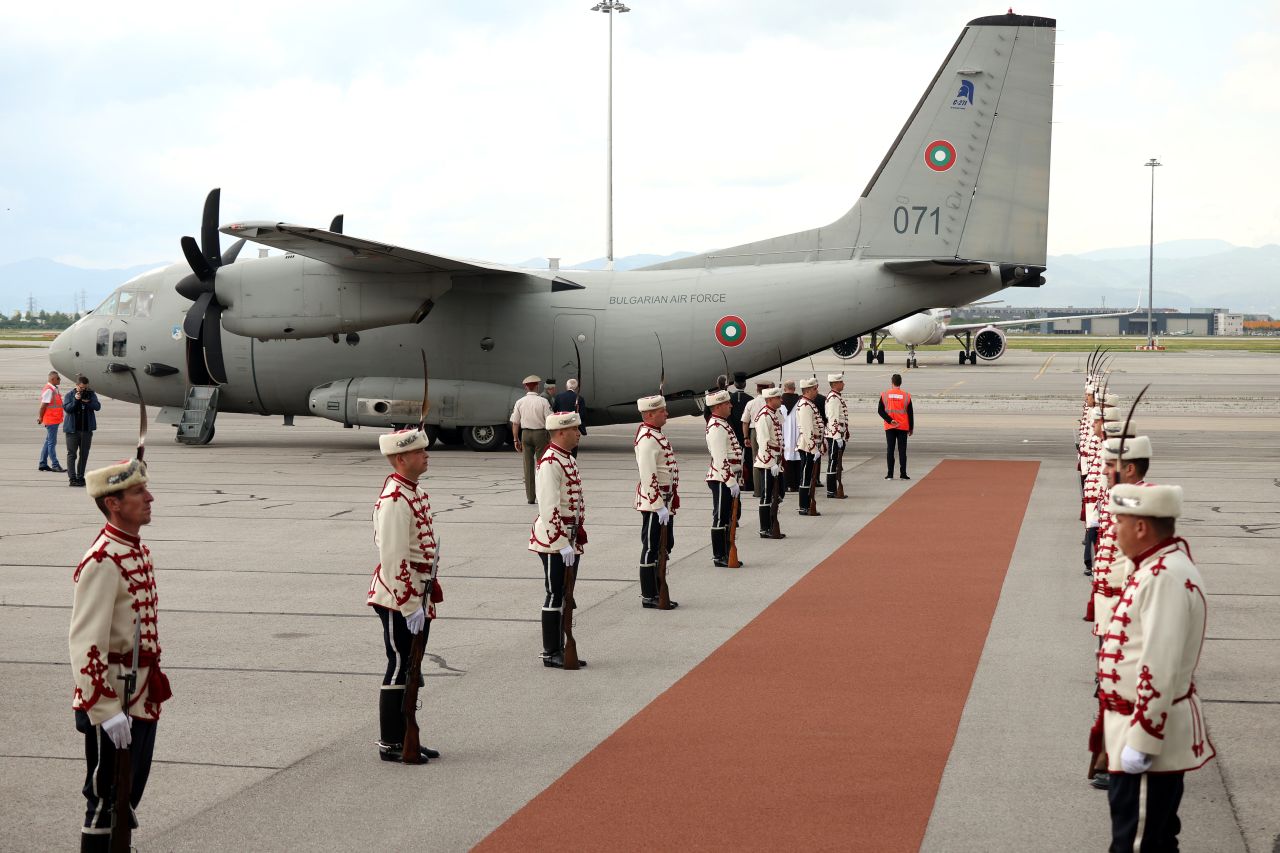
[110,618,141,853]
[719,349,742,568]
[654,334,675,609]
[108,367,148,852]
[561,339,585,669]
[403,351,430,764]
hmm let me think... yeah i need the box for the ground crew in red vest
[530,411,587,667]
[877,373,913,479]
[38,370,66,472]
[824,373,849,498]
[1091,484,1214,852]
[635,395,680,609]
[368,428,441,763]
[70,458,173,851]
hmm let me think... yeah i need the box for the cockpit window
[99,292,118,316]
[134,292,154,319]
[117,291,135,317]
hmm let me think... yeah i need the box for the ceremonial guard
[1092,484,1214,851]
[70,458,172,851]
[1080,407,1107,576]
[368,428,440,763]
[704,389,744,567]
[1089,430,1152,636]
[794,378,825,516]
[529,411,588,667]
[824,373,849,498]
[728,374,754,491]
[634,395,680,608]
[742,381,774,497]
[752,387,786,538]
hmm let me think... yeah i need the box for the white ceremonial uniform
[368,472,439,618]
[530,442,585,555]
[705,416,743,485]
[70,524,170,725]
[825,391,849,441]
[1098,538,1215,773]
[634,423,680,514]
[796,397,823,454]
[752,406,784,470]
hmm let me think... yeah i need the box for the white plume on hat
[86,458,148,499]
[379,429,429,456]
[1108,483,1182,518]
[704,389,730,406]
[637,395,666,412]
[546,412,582,430]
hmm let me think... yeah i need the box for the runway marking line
[1035,354,1055,379]
[475,459,1040,853]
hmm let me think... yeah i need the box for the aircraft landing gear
[953,331,977,365]
[905,345,918,369]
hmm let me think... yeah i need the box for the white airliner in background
[832,299,1141,368]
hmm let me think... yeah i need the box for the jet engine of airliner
[972,326,1006,361]
[831,336,864,360]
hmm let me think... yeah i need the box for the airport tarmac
[1,345,1276,852]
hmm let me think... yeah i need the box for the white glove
[729,483,740,498]
[406,606,427,635]
[558,545,577,567]
[771,464,782,476]
[836,439,844,449]
[102,712,131,749]
[1120,746,1152,775]
[655,505,671,525]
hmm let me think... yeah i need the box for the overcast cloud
[0,1,1276,272]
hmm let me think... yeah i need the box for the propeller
[175,189,244,386]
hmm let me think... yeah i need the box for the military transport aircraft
[49,12,1056,451]
[832,300,1141,368]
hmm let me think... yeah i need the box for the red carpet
[476,460,1040,852]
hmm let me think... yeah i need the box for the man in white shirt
[510,375,553,504]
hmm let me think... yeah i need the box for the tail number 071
[893,206,940,235]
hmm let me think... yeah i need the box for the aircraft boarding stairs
[175,386,219,445]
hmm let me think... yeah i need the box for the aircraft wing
[943,299,1142,334]
[221,221,526,276]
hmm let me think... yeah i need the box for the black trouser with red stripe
[76,709,157,837]
[798,451,820,511]
[1108,771,1184,852]
[639,511,675,598]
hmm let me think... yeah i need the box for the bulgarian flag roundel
[715,315,747,347]
[924,139,956,172]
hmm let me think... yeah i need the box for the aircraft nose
[49,326,76,376]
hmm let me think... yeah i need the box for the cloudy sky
[0,1,1276,272]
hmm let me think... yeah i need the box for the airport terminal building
[954,306,1251,336]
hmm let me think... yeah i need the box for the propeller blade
[181,235,215,284]
[183,291,213,339]
[175,272,205,302]
[330,214,344,235]
[221,238,245,266]
[201,188,222,270]
[202,301,228,385]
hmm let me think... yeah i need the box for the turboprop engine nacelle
[308,376,522,430]
[973,326,1007,361]
[214,261,437,339]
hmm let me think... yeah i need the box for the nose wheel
[905,345,918,369]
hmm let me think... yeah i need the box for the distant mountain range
[4,239,1276,317]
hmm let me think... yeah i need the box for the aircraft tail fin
[645,13,1055,271]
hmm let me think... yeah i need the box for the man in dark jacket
[551,379,587,455]
[62,375,101,487]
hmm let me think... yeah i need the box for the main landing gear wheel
[199,426,215,445]
[462,424,505,452]
[968,350,977,364]
[958,350,967,364]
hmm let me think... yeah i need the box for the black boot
[758,506,771,536]
[378,688,436,762]
[541,609,564,668]
[639,564,658,600]
[81,832,110,853]
[711,528,728,567]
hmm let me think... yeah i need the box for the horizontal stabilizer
[883,259,992,278]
